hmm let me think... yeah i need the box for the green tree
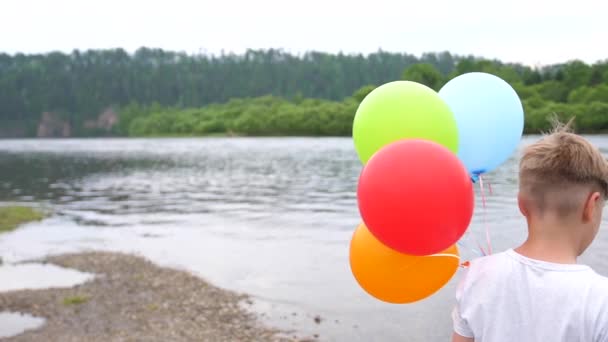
[0,48,606,137]
[352,85,376,102]
[402,63,445,90]
[522,68,543,85]
[568,85,608,103]
[561,60,592,88]
[578,102,608,131]
[533,81,570,102]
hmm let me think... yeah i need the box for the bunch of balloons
[349,72,524,304]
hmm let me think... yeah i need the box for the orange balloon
[349,224,460,304]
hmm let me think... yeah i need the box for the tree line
[0,48,606,136]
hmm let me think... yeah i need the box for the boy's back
[452,123,608,342]
[453,249,608,341]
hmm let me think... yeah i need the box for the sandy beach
[0,252,312,342]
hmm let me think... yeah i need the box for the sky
[2,0,607,66]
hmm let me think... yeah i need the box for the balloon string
[429,253,460,260]
[479,175,493,255]
[479,175,487,208]
[475,238,487,256]
[456,172,490,264]
[457,240,482,256]
[457,209,486,256]
[467,174,488,256]
[464,227,487,256]
[428,253,469,268]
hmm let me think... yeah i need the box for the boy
[452,123,608,342]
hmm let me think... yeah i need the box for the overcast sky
[2,0,607,66]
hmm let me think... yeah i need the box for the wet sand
[0,252,312,341]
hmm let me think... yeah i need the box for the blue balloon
[439,72,524,178]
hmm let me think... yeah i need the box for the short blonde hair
[519,121,608,216]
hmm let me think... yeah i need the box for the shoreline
[0,132,607,141]
[0,251,313,342]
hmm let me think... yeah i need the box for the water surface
[1,137,607,341]
[0,263,93,292]
[0,312,45,338]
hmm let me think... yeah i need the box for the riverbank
[0,252,311,341]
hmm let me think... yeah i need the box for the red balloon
[357,139,474,256]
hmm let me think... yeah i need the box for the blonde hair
[519,119,608,216]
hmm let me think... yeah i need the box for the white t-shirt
[452,249,608,342]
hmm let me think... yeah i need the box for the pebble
[0,252,309,342]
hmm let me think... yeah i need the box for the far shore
[1,131,608,140]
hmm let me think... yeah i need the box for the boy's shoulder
[464,250,511,277]
[456,251,511,295]
[587,269,608,293]
[463,249,608,297]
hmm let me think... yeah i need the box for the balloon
[357,139,474,255]
[353,81,458,164]
[439,72,524,177]
[349,224,460,304]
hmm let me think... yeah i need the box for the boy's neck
[515,221,580,264]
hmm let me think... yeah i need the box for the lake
[1,137,607,341]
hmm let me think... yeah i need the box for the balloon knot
[470,170,486,183]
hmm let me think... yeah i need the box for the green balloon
[353,81,458,164]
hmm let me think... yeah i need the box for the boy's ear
[582,191,602,223]
[518,192,529,217]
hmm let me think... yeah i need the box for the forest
[0,48,607,137]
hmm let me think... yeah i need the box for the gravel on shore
[0,252,311,342]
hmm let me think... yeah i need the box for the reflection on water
[0,138,358,230]
[0,137,607,341]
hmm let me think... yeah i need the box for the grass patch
[63,295,89,305]
[0,206,44,233]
